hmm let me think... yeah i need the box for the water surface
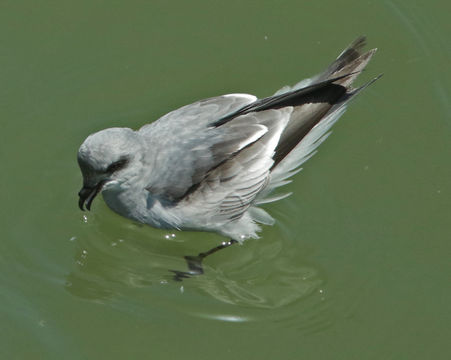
[1,1,450,359]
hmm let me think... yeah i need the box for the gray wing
[139,36,377,208]
[139,94,267,202]
[179,108,292,223]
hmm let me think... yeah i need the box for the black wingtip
[349,35,367,50]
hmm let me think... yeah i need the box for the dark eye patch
[106,157,129,173]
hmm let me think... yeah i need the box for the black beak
[78,183,103,211]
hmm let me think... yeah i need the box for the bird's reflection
[66,213,331,330]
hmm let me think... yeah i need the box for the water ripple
[64,218,333,332]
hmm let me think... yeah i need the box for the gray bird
[78,36,379,278]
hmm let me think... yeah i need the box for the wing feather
[180,108,292,223]
[139,94,259,201]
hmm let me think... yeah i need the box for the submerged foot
[170,240,237,281]
[170,255,205,281]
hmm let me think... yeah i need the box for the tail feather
[254,37,380,205]
[316,36,368,82]
[272,36,372,96]
[269,39,377,169]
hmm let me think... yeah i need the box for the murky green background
[1,0,450,359]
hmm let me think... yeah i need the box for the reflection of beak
[78,182,104,211]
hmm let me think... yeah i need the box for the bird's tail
[255,36,380,205]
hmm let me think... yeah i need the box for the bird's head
[77,127,142,211]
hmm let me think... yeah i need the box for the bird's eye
[106,157,128,173]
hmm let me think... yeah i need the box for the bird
[77,36,379,278]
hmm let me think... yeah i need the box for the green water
[1,1,450,359]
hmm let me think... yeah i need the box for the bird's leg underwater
[171,239,238,281]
